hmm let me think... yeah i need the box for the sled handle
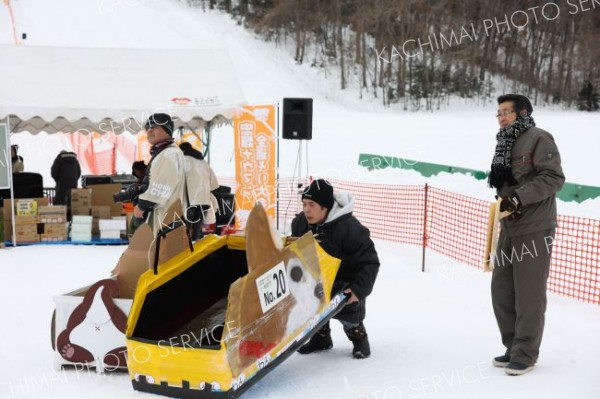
[152,219,193,275]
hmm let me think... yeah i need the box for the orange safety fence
[216,177,600,306]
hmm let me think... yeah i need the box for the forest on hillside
[186,0,600,111]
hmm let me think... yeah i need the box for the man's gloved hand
[500,193,521,214]
[112,193,121,203]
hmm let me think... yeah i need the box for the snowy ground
[1,1,599,399]
[1,242,600,399]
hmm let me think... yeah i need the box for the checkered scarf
[488,115,535,190]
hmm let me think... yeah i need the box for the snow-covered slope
[5,0,600,217]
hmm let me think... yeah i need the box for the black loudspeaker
[282,98,313,140]
[0,173,44,202]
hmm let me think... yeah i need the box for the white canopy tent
[0,44,246,134]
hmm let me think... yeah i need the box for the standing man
[292,179,380,359]
[134,113,185,236]
[51,150,81,205]
[489,94,565,375]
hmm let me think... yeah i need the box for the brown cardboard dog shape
[56,279,128,369]
[224,203,326,375]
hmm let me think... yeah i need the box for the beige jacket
[183,156,219,224]
[138,143,186,235]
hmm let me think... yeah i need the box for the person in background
[51,150,81,206]
[489,94,565,376]
[112,161,147,234]
[11,144,24,173]
[134,113,185,236]
[292,179,380,359]
[179,142,219,240]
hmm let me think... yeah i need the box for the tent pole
[205,122,212,164]
[7,116,16,247]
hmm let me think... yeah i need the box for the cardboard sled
[126,203,344,398]
[51,201,191,372]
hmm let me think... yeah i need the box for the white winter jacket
[183,156,219,224]
[138,143,186,235]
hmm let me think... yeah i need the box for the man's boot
[345,322,370,359]
[297,322,333,354]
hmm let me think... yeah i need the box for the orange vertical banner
[233,104,277,230]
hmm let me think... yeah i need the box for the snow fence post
[421,183,429,272]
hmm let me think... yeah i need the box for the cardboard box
[40,215,67,224]
[16,224,38,235]
[43,223,68,235]
[99,219,127,231]
[41,233,67,242]
[16,199,38,216]
[71,205,91,216]
[39,206,67,223]
[3,197,46,241]
[39,205,67,215]
[70,232,92,242]
[91,206,111,219]
[4,216,41,242]
[89,184,123,217]
[71,188,92,205]
[71,223,91,234]
[14,216,40,225]
[15,234,40,243]
[100,229,121,239]
[72,215,93,224]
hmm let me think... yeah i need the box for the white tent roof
[0,44,246,134]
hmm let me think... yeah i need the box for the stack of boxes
[71,188,92,216]
[70,188,93,242]
[14,199,41,243]
[1,183,129,244]
[70,215,93,242]
[91,206,111,236]
[90,184,127,241]
[39,206,68,242]
[2,198,73,244]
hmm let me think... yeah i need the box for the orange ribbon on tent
[3,0,20,45]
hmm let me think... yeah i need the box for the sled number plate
[256,262,290,313]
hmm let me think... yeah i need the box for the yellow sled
[125,203,344,398]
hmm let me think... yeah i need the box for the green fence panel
[358,153,600,203]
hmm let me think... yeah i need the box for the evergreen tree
[577,81,599,112]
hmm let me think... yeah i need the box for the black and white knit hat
[144,113,174,136]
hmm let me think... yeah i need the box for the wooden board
[483,200,500,272]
